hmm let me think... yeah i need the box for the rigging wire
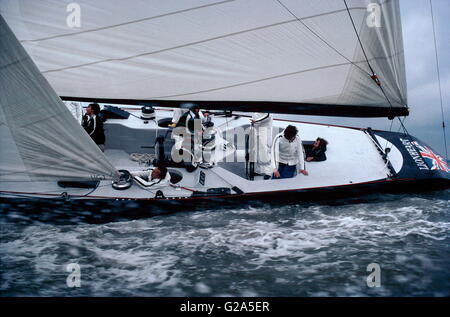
[343,0,411,141]
[274,0,372,77]
[383,116,395,151]
[276,0,408,140]
[397,116,407,133]
[429,0,448,160]
[342,0,395,110]
[397,115,410,136]
[342,0,414,159]
[342,0,375,75]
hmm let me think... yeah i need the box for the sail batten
[1,0,408,117]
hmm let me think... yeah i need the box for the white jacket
[171,108,189,124]
[271,133,306,171]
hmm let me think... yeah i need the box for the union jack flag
[412,141,450,173]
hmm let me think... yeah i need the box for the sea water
[0,190,449,296]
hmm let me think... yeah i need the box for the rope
[129,153,156,164]
[429,0,448,160]
[170,184,196,192]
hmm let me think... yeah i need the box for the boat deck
[0,109,405,200]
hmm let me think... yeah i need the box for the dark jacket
[82,115,105,145]
[305,146,327,162]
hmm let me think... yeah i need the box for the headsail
[0,15,117,182]
[1,0,408,117]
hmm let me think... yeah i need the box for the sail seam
[133,55,405,102]
[137,62,371,100]
[19,0,238,43]
[336,6,369,106]
[40,7,368,74]
[275,0,372,78]
[53,53,405,105]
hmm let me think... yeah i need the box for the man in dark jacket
[306,138,328,162]
[82,103,105,151]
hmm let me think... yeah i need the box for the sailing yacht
[1,1,449,204]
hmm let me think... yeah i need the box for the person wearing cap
[271,125,308,179]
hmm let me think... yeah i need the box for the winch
[141,106,155,120]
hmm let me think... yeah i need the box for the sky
[288,0,449,158]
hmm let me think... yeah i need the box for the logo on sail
[412,141,450,173]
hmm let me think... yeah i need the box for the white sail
[0,15,117,182]
[0,0,407,117]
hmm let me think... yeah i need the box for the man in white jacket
[168,108,189,128]
[271,125,308,179]
[131,166,171,189]
[250,112,273,178]
[169,104,208,129]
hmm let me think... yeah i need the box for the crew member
[168,104,209,128]
[306,138,328,162]
[173,104,212,168]
[131,166,171,189]
[168,108,189,128]
[272,125,308,179]
[82,103,105,151]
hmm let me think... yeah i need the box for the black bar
[61,96,409,118]
[0,297,445,315]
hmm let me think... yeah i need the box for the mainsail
[1,0,407,117]
[0,15,117,182]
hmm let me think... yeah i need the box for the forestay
[0,16,117,182]
[0,0,407,117]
